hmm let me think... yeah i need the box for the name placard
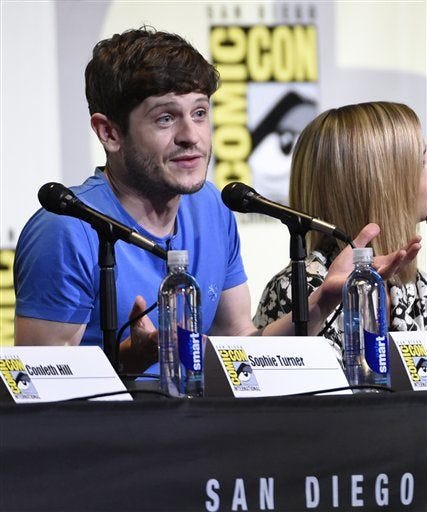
[389,332,427,391]
[0,346,132,402]
[205,336,350,397]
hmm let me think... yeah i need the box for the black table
[1,391,426,511]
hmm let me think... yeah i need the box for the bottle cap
[167,250,189,267]
[352,247,373,264]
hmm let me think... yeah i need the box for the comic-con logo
[0,357,40,399]
[218,347,260,391]
[210,24,318,204]
[399,343,427,386]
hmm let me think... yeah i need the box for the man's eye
[157,114,173,124]
[194,109,208,119]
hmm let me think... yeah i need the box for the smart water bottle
[158,250,203,397]
[343,247,390,391]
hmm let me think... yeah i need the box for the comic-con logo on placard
[0,356,40,399]
[396,342,427,388]
[218,347,260,391]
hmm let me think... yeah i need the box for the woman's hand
[320,223,421,309]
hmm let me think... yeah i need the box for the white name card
[205,336,350,397]
[0,346,132,403]
[389,332,427,391]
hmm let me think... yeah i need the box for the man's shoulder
[70,168,111,206]
[17,170,106,249]
[17,205,94,253]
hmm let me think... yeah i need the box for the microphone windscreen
[221,182,255,213]
[38,182,76,214]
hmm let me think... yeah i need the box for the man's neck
[103,166,180,239]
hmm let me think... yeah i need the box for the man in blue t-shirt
[14,27,419,373]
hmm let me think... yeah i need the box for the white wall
[1,0,61,248]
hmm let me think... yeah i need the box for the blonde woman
[254,102,427,347]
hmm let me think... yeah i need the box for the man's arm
[209,283,257,336]
[209,282,331,337]
[14,316,86,346]
[14,310,157,375]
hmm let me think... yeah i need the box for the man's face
[120,92,212,199]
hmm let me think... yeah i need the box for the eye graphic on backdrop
[249,90,317,203]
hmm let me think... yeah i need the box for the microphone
[38,182,167,260]
[221,182,351,244]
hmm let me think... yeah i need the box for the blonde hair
[289,102,423,282]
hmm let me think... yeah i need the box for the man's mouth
[170,154,204,168]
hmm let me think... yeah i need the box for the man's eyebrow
[146,96,210,115]
[145,101,177,115]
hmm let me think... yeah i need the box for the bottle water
[343,247,390,391]
[158,250,203,397]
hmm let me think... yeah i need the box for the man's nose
[174,117,199,147]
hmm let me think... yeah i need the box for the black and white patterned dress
[254,249,427,352]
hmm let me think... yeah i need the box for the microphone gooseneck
[221,181,351,244]
[38,182,167,260]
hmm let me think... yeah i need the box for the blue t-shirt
[14,169,247,347]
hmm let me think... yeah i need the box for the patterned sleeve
[416,271,427,329]
[253,255,345,351]
[253,263,325,328]
[389,270,427,331]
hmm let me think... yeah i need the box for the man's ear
[90,113,123,153]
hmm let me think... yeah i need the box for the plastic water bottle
[343,247,390,391]
[158,250,203,397]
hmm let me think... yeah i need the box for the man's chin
[179,183,205,195]
[171,177,206,196]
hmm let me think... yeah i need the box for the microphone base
[120,375,162,400]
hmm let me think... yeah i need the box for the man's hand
[119,295,159,374]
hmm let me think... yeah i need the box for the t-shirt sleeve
[222,204,247,291]
[14,210,98,324]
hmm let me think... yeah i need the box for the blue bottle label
[364,330,389,374]
[177,325,203,372]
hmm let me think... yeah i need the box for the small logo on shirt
[208,283,218,301]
